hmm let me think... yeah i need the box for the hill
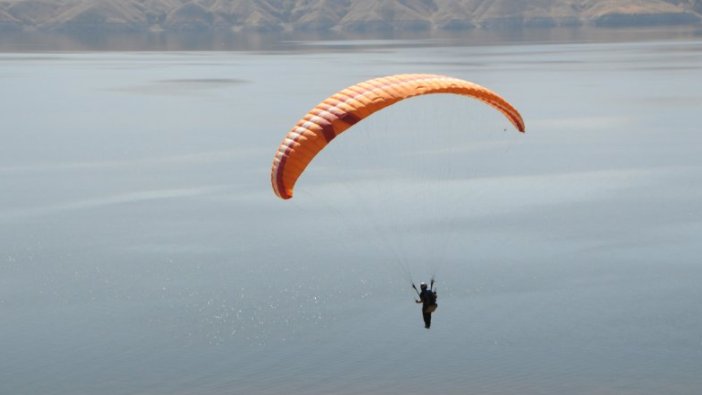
[0,0,700,32]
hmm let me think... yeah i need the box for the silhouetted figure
[415,282,437,329]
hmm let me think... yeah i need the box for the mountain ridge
[1,0,700,32]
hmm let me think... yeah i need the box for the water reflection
[1,26,701,52]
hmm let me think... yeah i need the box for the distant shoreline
[1,0,701,35]
[0,26,700,52]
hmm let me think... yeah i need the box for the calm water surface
[1,32,702,394]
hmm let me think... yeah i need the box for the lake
[1,28,701,394]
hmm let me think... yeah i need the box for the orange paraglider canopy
[271,73,525,200]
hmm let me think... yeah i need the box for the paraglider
[269,73,525,329]
[414,279,438,329]
[270,73,525,200]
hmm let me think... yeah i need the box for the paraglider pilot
[415,281,437,329]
